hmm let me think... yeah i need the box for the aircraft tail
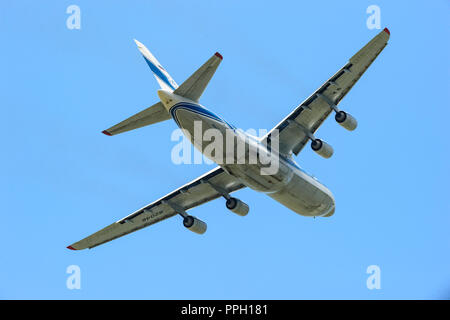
[173,52,223,102]
[135,38,222,102]
[102,41,223,136]
[102,101,170,136]
[134,39,178,91]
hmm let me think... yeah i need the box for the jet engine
[311,139,333,158]
[335,111,357,131]
[183,215,207,234]
[225,197,249,216]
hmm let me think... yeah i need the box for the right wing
[67,167,244,250]
[262,28,390,156]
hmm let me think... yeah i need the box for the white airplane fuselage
[158,90,335,218]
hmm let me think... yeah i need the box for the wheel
[183,215,195,228]
[226,197,237,210]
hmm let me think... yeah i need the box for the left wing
[68,167,244,250]
[263,28,390,156]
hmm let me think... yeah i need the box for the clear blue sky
[1,1,449,299]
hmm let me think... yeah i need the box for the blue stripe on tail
[142,57,176,90]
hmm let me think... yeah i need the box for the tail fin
[134,39,178,91]
[102,43,223,136]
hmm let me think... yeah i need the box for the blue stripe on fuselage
[170,102,235,129]
[169,103,323,183]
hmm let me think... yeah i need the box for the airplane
[67,28,390,250]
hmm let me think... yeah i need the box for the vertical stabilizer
[134,39,178,91]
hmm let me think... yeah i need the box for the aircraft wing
[68,167,245,250]
[263,28,390,156]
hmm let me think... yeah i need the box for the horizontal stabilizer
[174,52,223,102]
[102,101,170,136]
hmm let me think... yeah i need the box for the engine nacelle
[226,197,249,216]
[183,215,207,234]
[335,111,357,131]
[311,139,333,158]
